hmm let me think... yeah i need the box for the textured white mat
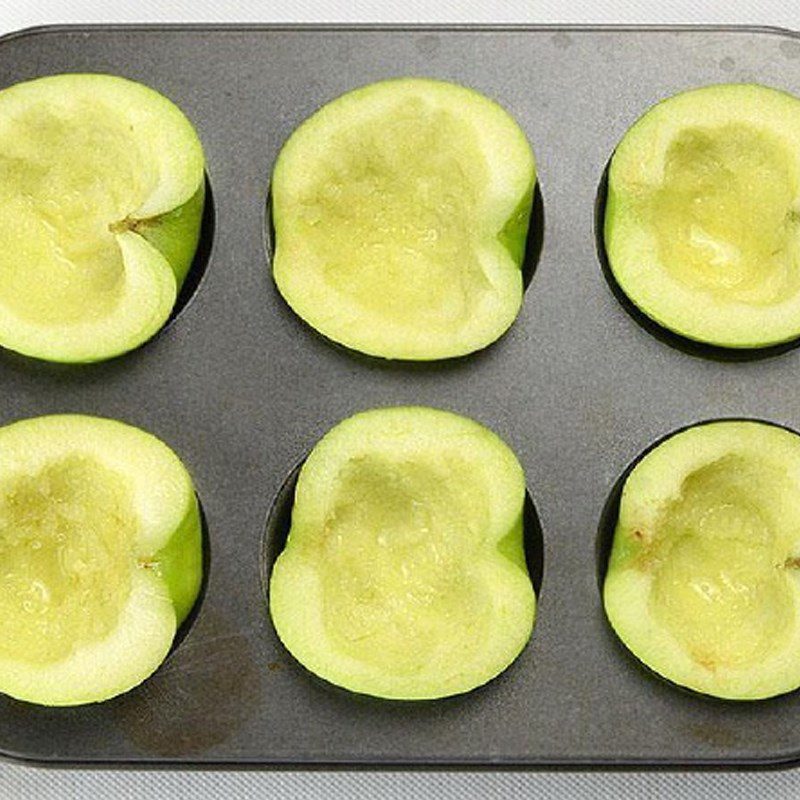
[3,0,799,27]
[3,768,800,799]
[2,1,800,797]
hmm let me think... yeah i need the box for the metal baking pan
[0,23,799,769]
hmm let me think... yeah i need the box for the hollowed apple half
[0,414,202,706]
[604,420,800,700]
[605,84,800,348]
[271,78,536,360]
[269,406,536,700]
[0,73,205,362]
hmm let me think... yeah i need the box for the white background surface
[2,1,800,797]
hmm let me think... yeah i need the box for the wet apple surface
[297,100,490,333]
[650,126,800,304]
[318,454,493,676]
[0,455,136,665]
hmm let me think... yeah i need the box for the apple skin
[149,490,203,628]
[498,182,536,267]
[138,180,205,290]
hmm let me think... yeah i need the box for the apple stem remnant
[108,216,153,235]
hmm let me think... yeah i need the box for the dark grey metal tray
[0,23,799,770]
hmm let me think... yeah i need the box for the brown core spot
[692,651,718,672]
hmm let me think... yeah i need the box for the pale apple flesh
[269,406,536,700]
[272,78,536,360]
[0,73,205,362]
[604,421,800,700]
[0,415,202,706]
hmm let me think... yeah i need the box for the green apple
[271,78,536,360]
[604,420,800,700]
[0,414,202,706]
[0,73,205,363]
[269,406,535,700]
[605,83,800,348]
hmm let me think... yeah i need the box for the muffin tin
[1,23,799,769]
